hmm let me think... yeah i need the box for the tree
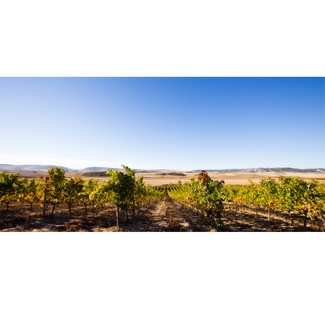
[134,176,147,214]
[61,177,85,215]
[16,177,43,211]
[257,178,278,219]
[80,179,99,211]
[45,167,66,215]
[0,172,20,212]
[99,165,137,228]
[276,177,320,228]
[174,170,225,229]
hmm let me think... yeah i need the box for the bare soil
[0,196,321,232]
[16,171,325,186]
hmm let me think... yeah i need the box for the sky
[0,77,324,170]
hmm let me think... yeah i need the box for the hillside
[1,164,324,174]
[189,167,325,173]
[0,164,77,172]
[80,166,123,172]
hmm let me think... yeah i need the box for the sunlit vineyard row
[167,171,325,229]
[1,167,325,231]
[0,166,163,222]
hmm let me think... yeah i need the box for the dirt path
[0,196,321,232]
[121,192,210,232]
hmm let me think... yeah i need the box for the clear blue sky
[0,77,324,170]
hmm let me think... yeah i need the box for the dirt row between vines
[0,197,209,232]
[0,197,319,232]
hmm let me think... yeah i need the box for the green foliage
[0,172,20,210]
[224,176,325,224]
[169,170,225,229]
[1,166,324,229]
[45,167,66,213]
[257,177,278,210]
[16,178,43,210]
[134,176,147,210]
[80,179,99,208]
[61,177,85,214]
[101,165,136,211]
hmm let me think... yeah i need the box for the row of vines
[223,177,325,227]
[168,171,226,229]
[2,166,325,231]
[0,166,164,228]
[167,171,325,230]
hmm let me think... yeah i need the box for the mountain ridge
[1,164,324,173]
[0,164,78,172]
[188,167,325,173]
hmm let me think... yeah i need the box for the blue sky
[0,77,324,170]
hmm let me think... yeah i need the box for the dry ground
[17,171,325,186]
[0,195,321,232]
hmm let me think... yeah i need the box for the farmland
[1,167,324,232]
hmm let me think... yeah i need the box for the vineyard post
[304,184,311,229]
[303,212,308,229]
[43,176,48,217]
[321,217,325,232]
[116,205,119,230]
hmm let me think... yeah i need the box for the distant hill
[81,167,179,173]
[1,164,324,174]
[0,164,77,172]
[80,166,123,172]
[189,168,325,173]
[0,164,176,173]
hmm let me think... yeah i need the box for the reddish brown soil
[0,198,321,232]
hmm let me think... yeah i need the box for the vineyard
[1,167,325,232]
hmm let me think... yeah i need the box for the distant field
[303,178,325,181]
[12,170,325,186]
